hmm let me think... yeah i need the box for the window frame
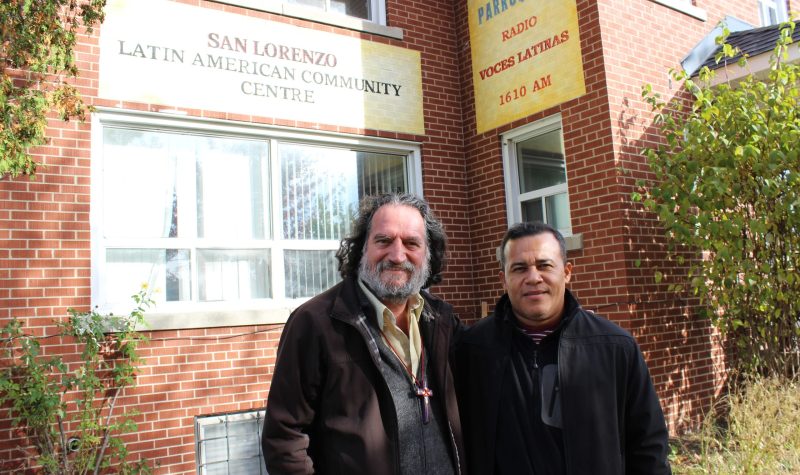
[649,0,707,21]
[210,0,401,40]
[501,114,583,250]
[91,109,422,330]
[758,0,789,26]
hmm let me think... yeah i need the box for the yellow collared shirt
[359,279,425,378]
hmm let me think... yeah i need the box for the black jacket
[454,290,671,474]
[262,277,466,474]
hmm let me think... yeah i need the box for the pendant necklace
[379,330,433,424]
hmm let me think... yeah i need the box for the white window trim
[91,108,423,330]
[501,114,583,251]
[650,0,707,21]
[211,0,402,40]
[518,183,569,206]
[758,0,789,25]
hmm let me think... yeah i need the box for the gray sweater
[372,323,456,475]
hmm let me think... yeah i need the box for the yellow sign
[100,0,424,135]
[467,0,585,134]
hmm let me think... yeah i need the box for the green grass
[670,376,800,474]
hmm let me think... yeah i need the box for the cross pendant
[416,385,433,424]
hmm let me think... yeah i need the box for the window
[758,0,789,25]
[502,115,573,237]
[210,0,394,34]
[649,0,708,21]
[289,0,372,20]
[92,111,420,326]
[195,409,266,475]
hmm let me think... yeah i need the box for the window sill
[211,0,404,40]
[650,0,707,21]
[141,306,293,331]
[565,233,583,252]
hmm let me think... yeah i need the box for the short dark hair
[336,193,446,288]
[497,222,567,269]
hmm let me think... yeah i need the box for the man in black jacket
[263,193,465,475]
[455,222,670,474]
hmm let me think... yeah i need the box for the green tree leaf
[0,0,106,179]
[639,21,800,378]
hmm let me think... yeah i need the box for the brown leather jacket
[262,277,466,475]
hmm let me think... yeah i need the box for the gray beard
[358,257,430,304]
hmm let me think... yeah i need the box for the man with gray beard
[263,193,466,475]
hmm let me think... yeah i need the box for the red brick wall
[596,0,762,430]
[386,0,475,316]
[453,0,765,434]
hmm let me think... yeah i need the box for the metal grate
[195,409,267,475]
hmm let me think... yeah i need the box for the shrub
[638,21,800,377]
[0,287,153,474]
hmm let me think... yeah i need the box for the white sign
[99,0,424,135]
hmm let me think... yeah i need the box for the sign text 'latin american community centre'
[468,0,586,134]
[100,0,424,135]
